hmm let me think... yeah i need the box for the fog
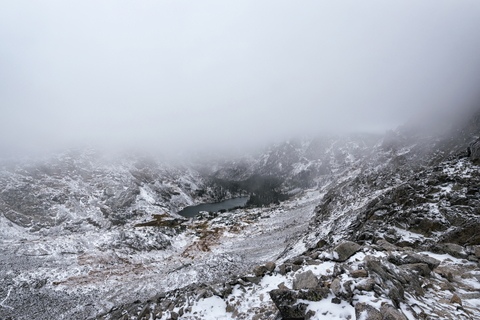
[2,1,480,157]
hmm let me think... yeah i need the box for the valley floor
[0,190,322,319]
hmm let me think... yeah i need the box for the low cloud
[1,1,480,156]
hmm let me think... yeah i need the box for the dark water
[178,197,249,218]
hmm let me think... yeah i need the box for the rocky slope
[2,108,480,319]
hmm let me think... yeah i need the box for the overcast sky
[2,1,480,155]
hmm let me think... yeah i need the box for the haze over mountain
[2,1,480,156]
[3,2,480,320]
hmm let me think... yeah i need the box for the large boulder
[253,265,267,277]
[331,278,342,297]
[269,289,307,319]
[355,303,383,320]
[293,270,318,290]
[333,241,362,262]
[380,304,408,320]
[387,253,440,271]
[269,287,329,319]
[265,261,276,273]
[430,243,468,259]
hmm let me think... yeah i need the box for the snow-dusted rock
[333,241,361,262]
[355,303,383,320]
[292,270,318,290]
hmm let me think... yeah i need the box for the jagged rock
[253,265,267,277]
[387,253,440,271]
[305,310,316,319]
[297,287,329,301]
[242,276,263,284]
[265,261,276,272]
[388,286,403,308]
[332,297,341,304]
[431,243,468,259]
[292,257,305,265]
[269,289,307,320]
[137,303,150,319]
[377,239,398,251]
[331,278,342,296]
[333,241,361,262]
[196,289,207,300]
[224,283,233,296]
[355,303,383,320]
[365,256,391,282]
[226,303,235,313]
[343,280,354,298]
[350,269,368,278]
[356,278,375,291]
[278,282,289,290]
[292,265,302,272]
[451,294,462,305]
[468,255,478,262]
[171,311,179,320]
[460,292,480,299]
[475,246,480,258]
[209,283,225,297]
[380,304,408,320]
[439,282,455,292]
[292,270,318,290]
[400,263,431,277]
[269,286,329,319]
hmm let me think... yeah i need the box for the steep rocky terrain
[2,108,480,319]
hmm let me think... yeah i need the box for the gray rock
[241,276,262,284]
[137,303,150,319]
[451,293,462,305]
[331,278,342,297]
[333,241,361,262]
[365,256,391,282]
[400,263,431,277]
[265,261,276,273]
[387,253,440,271]
[461,292,480,299]
[355,303,383,320]
[388,286,404,308]
[468,255,478,262]
[356,278,376,291]
[293,270,318,290]
[431,243,468,259]
[380,304,408,320]
[377,239,398,251]
[298,287,330,301]
[278,282,289,290]
[226,303,235,313]
[331,297,341,304]
[196,289,207,301]
[475,246,480,259]
[350,269,368,278]
[253,265,267,277]
[269,289,307,319]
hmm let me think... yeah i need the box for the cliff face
[2,108,480,319]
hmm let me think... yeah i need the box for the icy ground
[0,189,323,319]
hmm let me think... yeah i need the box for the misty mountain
[1,108,480,319]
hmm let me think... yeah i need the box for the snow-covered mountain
[1,108,480,319]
